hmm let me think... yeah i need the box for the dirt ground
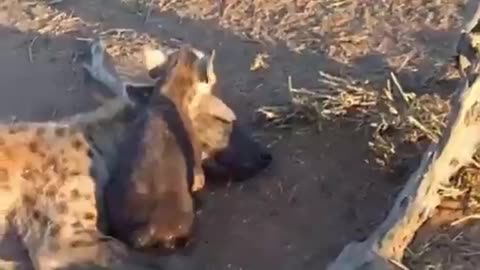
[0,0,472,269]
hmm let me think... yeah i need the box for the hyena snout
[206,123,273,181]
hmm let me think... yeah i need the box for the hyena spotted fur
[0,98,144,269]
[0,47,220,270]
[104,45,214,249]
[0,38,272,270]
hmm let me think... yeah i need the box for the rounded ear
[143,48,168,71]
[196,50,216,85]
[125,84,155,105]
[144,48,172,80]
[147,65,167,81]
[207,50,216,84]
[199,95,236,122]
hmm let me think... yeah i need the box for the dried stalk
[327,1,480,269]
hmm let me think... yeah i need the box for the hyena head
[133,46,272,183]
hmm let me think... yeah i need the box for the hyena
[0,43,221,269]
[0,38,272,269]
[0,96,153,269]
[82,38,272,252]
[104,45,218,250]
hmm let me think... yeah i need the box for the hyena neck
[66,98,143,172]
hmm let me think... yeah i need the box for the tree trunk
[327,1,480,269]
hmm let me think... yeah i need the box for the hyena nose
[161,235,177,249]
[173,236,190,248]
[160,236,190,250]
[131,229,155,249]
[260,152,272,165]
[132,234,151,249]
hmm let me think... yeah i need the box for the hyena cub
[105,45,211,250]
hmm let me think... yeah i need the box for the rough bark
[327,1,480,269]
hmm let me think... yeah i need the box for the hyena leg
[34,232,163,270]
[34,232,125,270]
[186,118,205,193]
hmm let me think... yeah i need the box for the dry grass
[255,65,480,249]
[152,0,463,72]
[96,30,163,59]
[257,70,451,167]
[405,224,480,270]
[3,0,477,268]
[254,64,480,270]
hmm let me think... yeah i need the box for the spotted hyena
[81,39,272,252]
[102,42,272,183]
[104,45,217,250]
[0,38,272,269]
[0,44,218,270]
[82,37,272,184]
[0,97,150,270]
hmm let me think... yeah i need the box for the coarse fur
[0,45,216,269]
[157,46,206,192]
[141,45,272,182]
[0,97,146,270]
[105,46,208,250]
[0,40,272,269]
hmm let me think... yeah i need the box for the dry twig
[28,36,39,63]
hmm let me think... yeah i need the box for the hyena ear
[124,84,155,105]
[144,48,172,81]
[199,95,236,123]
[195,49,216,86]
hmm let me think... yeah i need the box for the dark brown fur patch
[45,186,57,198]
[49,224,61,237]
[40,215,49,226]
[8,124,28,134]
[69,170,81,177]
[56,201,69,214]
[87,148,94,158]
[70,240,96,248]
[8,125,27,134]
[0,168,8,182]
[32,210,41,220]
[72,138,84,151]
[54,127,66,137]
[0,136,4,145]
[71,221,82,228]
[70,189,81,200]
[83,212,95,220]
[28,141,39,153]
[0,184,11,191]
[22,195,35,206]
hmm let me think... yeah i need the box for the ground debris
[257,70,451,169]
